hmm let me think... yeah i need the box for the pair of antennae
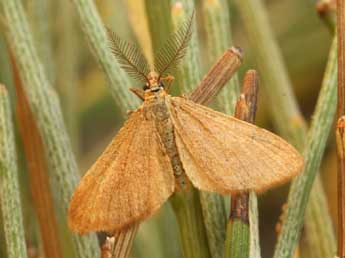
[107,12,194,84]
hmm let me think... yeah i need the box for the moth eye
[143,85,149,90]
[159,82,164,88]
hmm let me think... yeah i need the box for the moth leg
[161,75,175,93]
[129,87,145,101]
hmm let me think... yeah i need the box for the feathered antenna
[107,28,151,83]
[154,12,194,79]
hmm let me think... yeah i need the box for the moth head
[106,12,194,97]
[142,72,165,95]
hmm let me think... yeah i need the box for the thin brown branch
[337,117,345,258]
[11,55,64,258]
[230,70,259,223]
[190,47,243,105]
[317,0,336,18]
[337,1,345,256]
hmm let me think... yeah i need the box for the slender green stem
[54,0,80,152]
[235,0,307,146]
[236,1,336,257]
[170,189,211,258]
[71,0,140,114]
[170,0,202,92]
[248,192,261,258]
[202,0,240,114]
[302,178,336,258]
[0,36,14,91]
[225,221,250,258]
[0,85,28,258]
[27,0,55,84]
[144,0,172,52]
[274,37,337,258]
[0,0,100,257]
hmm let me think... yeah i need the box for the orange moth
[68,15,304,234]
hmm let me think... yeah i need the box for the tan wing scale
[168,97,304,194]
[68,109,175,234]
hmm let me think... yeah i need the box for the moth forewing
[167,96,304,194]
[68,110,175,234]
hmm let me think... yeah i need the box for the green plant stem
[0,85,28,258]
[225,70,259,258]
[235,0,306,145]
[225,221,250,258]
[144,0,172,52]
[170,0,202,92]
[71,0,140,115]
[27,0,55,84]
[249,192,261,258]
[170,189,211,258]
[0,1,100,257]
[200,2,241,258]
[202,0,240,114]
[54,0,80,152]
[274,37,337,258]
[236,1,336,257]
[302,178,337,258]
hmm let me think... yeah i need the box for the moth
[68,15,304,234]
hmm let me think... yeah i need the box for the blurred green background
[0,0,336,258]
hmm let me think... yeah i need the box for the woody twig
[226,70,259,258]
[317,0,336,30]
[337,1,345,257]
[190,47,243,104]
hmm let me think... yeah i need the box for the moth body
[143,88,188,189]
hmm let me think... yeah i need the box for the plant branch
[225,70,259,258]
[190,48,242,105]
[170,0,202,92]
[337,0,345,256]
[316,0,336,31]
[0,84,28,258]
[202,0,240,115]
[274,36,337,258]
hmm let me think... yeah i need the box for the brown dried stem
[11,56,64,258]
[225,70,259,258]
[317,0,336,30]
[337,118,345,258]
[190,47,243,104]
[337,0,345,256]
